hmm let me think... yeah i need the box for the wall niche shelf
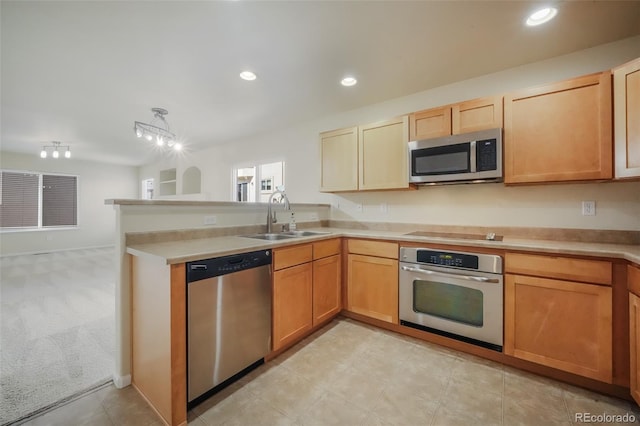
[159,168,177,196]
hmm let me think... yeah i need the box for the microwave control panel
[477,139,497,172]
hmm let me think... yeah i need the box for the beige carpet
[0,247,115,425]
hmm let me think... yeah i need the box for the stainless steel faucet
[266,190,291,234]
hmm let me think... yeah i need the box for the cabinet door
[630,292,640,405]
[312,254,342,326]
[346,254,398,324]
[614,58,640,179]
[452,96,503,134]
[504,72,612,183]
[358,116,409,190]
[505,274,612,382]
[273,263,313,350]
[320,127,358,192]
[409,106,452,140]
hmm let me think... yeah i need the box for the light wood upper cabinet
[452,96,503,135]
[409,96,503,141]
[614,58,640,179]
[359,116,410,190]
[505,273,612,383]
[504,72,613,184]
[409,106,452,140]
[320,117,409,192]
[319,126,358,192]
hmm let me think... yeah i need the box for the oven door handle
[400,265,500,283]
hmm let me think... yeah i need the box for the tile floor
[20,318,640,426]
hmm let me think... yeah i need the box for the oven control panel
[416,250,479,269]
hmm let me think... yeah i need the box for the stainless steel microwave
[408,128,503,184]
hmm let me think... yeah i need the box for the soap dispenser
[289,212,297,231]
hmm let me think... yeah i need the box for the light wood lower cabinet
[131,255,186,426]
[629,265,640,404]
[313,254,341,326]
[505,274,612,382]
[630,292,640,404]
[347,253,399,324]
[273,239,342,350]
[273,262,313,350]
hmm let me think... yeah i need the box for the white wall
[139,36,640,231]
[0,151,138,255]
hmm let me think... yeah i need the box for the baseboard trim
[0,244,115,258]
[113,374,131,389]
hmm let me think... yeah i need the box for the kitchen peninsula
[110,198,640,426]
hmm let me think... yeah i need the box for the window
[0,170,78,230]
[260,177,273,192]
[234,161,285,202]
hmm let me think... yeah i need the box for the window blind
[42,175,77,227]
[0,172,39,228]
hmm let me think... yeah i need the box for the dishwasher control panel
[187,250,271,282]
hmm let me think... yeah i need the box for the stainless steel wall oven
[399,247,504,351]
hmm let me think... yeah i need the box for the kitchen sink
[282,230,331,237]
[240,230,331,241]
[241,233,298,241]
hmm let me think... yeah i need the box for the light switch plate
[356,203,363,213]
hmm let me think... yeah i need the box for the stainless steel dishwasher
[186,249,272,405]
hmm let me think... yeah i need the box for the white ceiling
[2,1,640,166]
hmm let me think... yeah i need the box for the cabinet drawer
[273,244,313,270]
[347,239,398,259]
[505,252,612,285]
[313,238,341,260]
[629,265,640,297]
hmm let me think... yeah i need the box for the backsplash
[329,220,640,245]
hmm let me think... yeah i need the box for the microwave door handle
[400,265,499,283]
[470,140,477,173]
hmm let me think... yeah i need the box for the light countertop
[126,227,640,266]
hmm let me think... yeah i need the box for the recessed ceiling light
[526,7,557,26]
[341,76,357,87]
[240,71,257,81]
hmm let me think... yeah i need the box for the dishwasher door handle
[190,264,208,270]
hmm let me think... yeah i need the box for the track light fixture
[134,107,182,151]
[40,141,71,159]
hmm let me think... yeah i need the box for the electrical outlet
[581,201,596,216]
[310,213,319,220]
[355,203,363,213]
[204,215,217,225]
[380,203,388,213]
